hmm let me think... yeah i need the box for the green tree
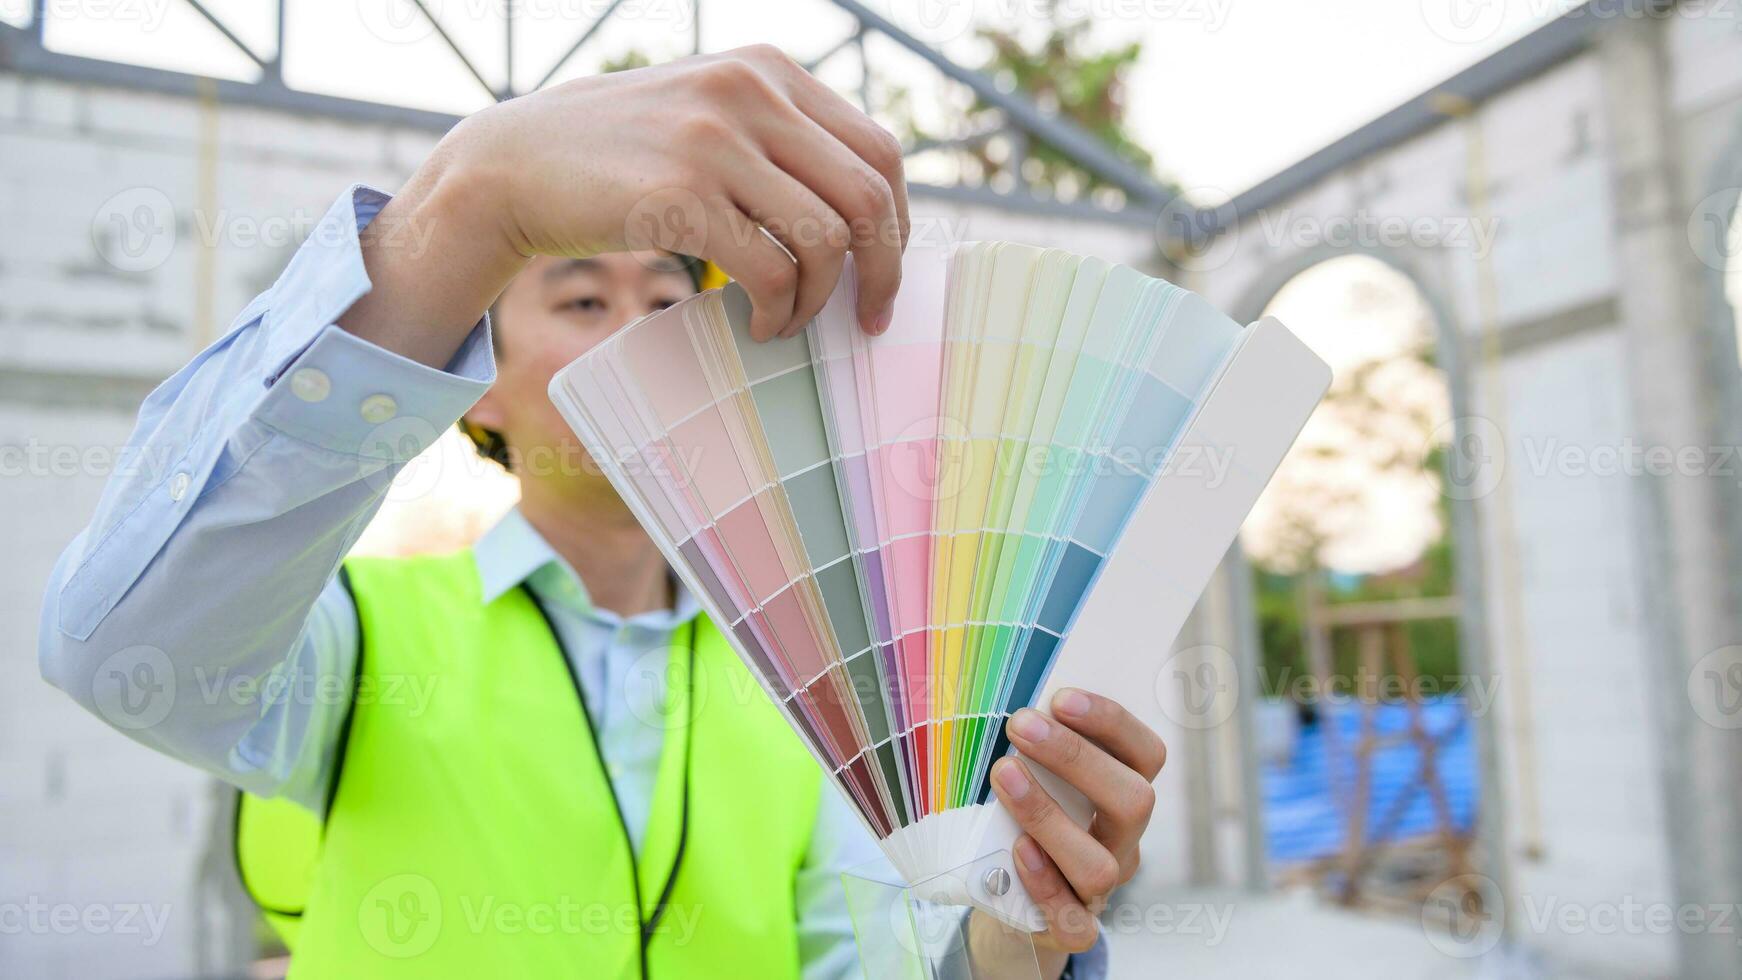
[887,1,1169,201]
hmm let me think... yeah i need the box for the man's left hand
[973,688,1167,976]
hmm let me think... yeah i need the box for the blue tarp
[1262,697,1478,864]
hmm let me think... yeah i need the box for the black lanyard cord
[522,587,698,980]
[639,619,697,948]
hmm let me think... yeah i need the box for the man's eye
[560,296,605,313]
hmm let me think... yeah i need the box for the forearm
[338,150,528,369]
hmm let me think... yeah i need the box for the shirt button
[169,472,191,501]
[359,394,398,423]
[289,368,331,403]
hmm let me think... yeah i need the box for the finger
[721,155,849,337]
[774,63,911,252]
[1006,707,1156,849]
[701,202,799,342]
[754,110,901,335]
[1050,688,1168,781]
[745,48,908,333]
[1013,835,1102,955]
[991,756,1122,905]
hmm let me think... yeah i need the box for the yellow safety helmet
[696,259,729,291]
[461,257,726,467]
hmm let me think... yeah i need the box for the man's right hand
[340,44,911,367]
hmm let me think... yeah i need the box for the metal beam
[905,122,1005,156]
[268,0,284,83]
[0,25,463,132]
[180,0,269,71]
[826,0,1173,207]
[801,31,857,73]
[0,27,1154,231]
[1218,0,1679,233]
[907,179,1157,227]
[532,0,625,92]
[3,3,1169,234]
[409,0,498,102]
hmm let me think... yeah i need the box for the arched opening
[1238,254,1482,914]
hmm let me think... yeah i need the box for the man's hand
[341,45,910,367]
[972,689,1167,978]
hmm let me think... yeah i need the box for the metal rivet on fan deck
[982,867,1011,896]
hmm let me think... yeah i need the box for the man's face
[463,252,697,482]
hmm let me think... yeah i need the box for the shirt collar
[472,508,701,628]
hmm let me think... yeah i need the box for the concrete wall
[0,70,445,979]
[1195,9,1742,976]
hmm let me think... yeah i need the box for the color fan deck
[551,243,1330,927]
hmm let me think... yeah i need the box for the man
[39,47,1165,978]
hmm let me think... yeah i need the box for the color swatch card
[550,243,1331,930]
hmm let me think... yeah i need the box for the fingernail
[872,304,893,335]
[1017,836,1047,873]
[995,759,1031,799]
[1054,689,1091,719]
[1011,708,1050,743]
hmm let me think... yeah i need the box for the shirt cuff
[249,183,495,461]
[254,319,493,460]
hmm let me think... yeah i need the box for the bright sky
[1245,255,1449,575]
[10,0,1569,194]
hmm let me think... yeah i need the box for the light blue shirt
[36,184,1107,980]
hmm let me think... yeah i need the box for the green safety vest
[233,551,823,978]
